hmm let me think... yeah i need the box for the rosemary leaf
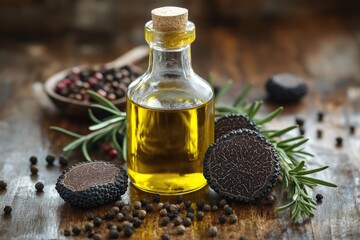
[215,80,233,103]
[50,126,82,138]
[87,90,120,112]
[82,141,91,161]
[233,83,253,107]
[296,166,329,175]
[88,109,101,123]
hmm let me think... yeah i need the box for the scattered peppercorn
[116,213,125,221]
[295,118,305,127]
[161,217,170,226]
[164,202,171,211]
[208,226,218,237]
[299,127,305,135]
[87,231,94,238]
[35,182,44,192]
[59,156,69,166]
[186,212,194,221]
[169,204,178,214]
[72,225,81,235]
[266,195,275,205]
[4,206,12,214]
[108,149,118,158]
[93,233,103,240]
[124,215,133,222]
[108,229,120,239]
[177,225,185,234]
[183,217,192,227]
[30,166,38,175]
[219,199,227,208]
[350,125,356,135]
[211,205,218,212]
[316,193,323,202]
[138,210,146,219]
[240,237,247,240]
[157,202,164,210]
[316,129,323,139]
[111,206,120,214]
[203,204,211,212]
[107,222,114,229]
[133,217,142,228]
[167,212,176,220]
[224,206,233,215]
[124,227,133,237]
[152,194,161,202]
[45,155,55,165]
[187,207,194,213]
[145,203,154,212]
[117,225,122,231]
[229,214,238,223]
[140,198,148,207]
[0,180,7,189]
[161,233,170,240]
[122,221,133,230]
[218,215,226,224]
[196,211,205,220]
[63,229,71,236]
[115,200,125,208]
[133,201,142,210]
[121,205,131,214]
[196,201,204,210]
[159,209,167,217]
[87,213,94,220]
[184,200,192,209]
[85,223,94,232]
[107,210,116,220]
[93,217,102,226]
[317,112,324,122]
[175,195,183,204]
[29,156,38,165]
[336,137,343,147]
[173,216,182,226]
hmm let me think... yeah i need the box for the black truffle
[204,129,280,202]
[55,161,128,208]
[215,114,259,140]
[266,73,308,103]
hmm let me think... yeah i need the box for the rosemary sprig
[214,81,337,223]
[51,80,336,223]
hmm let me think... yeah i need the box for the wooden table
[1,14,359,239]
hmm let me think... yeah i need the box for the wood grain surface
[1,14,360,240]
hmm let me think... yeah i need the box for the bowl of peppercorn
[44,46,147,117]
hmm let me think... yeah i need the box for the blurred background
[1,0,360,102]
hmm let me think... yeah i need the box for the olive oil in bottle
[126,7,214,194]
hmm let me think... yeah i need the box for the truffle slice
[56,161,128,208]
[266,73,308,103]
[215,114,259,140]
[204,129,280,202]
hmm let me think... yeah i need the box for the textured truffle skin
[55,161,128,208]
[204,129,280,202]
[266,72,308,103]
[215,113,259,140]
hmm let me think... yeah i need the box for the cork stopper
[151,6,188,31]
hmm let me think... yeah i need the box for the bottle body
[126,21,214,194]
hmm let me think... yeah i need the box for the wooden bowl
[44,46,147,118]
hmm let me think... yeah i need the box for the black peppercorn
[336,137,343,147]
[219,199,227,208]
[138,210,146,219]
[108,229,119,239]
[107,222,114,229]
[116,213,125,222]
[299,127,305,135]
[121,205,131,215]
[175,195,183,204]
[72,225,81,235]
[46,155,55,165]
[59,156,69,166]
[196,211,205,220]
[115,200,125,208]
[0,180,7,189]
[184,200,192,209]
[133,201,141,209]
[229,214,238,223]
[133,210,139,218]
[35,182,44,192]
[295,118,305,127]
[124,214,133,222]
[157,202,164,210]
[317,112,324,122]
[85,223,93,232]
[93,217,102,226]
[218,215,226,224]
[161,233,170,240]
[196,201,204,210]
[107,210,116,220]
[87,213,94,220]
[186,212,194,221]
[140,198,148,207]
[30,165,38,175]
[4,205,12,214]
[167,212,176,220]
[203,204,211,212]
[93,233,103,240]
[208,226,218,237]
[124,227,133,237]
[29,156,38,165]
[183,217,192,227]
[316,193,323,202]
[169,204,178,214]
[177,225,185,234]
[240,237,247,240]
[152,194,161,202]
[173,216,182,226]
[164,202,171,211]
[211,205,218,212]
[316,129,322,139]
[117,225,122,232]
[224,206,233,215]
[161,216,170,226]
[133,217,142,228]
[187,207,194,213]
[111,206,120,214]
[159,209,167,217]
[145,203,154,212]
[63,229,71,236]
[350,125,356,135]
[265,195,275,205]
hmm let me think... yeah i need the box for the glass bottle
[126,7,214,194]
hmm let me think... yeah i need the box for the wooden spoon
[44,45,148,118]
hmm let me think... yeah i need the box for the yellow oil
[126,90,214,195]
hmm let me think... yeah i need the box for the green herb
[51,80,336,223]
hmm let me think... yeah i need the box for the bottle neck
[147,45,193,77]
